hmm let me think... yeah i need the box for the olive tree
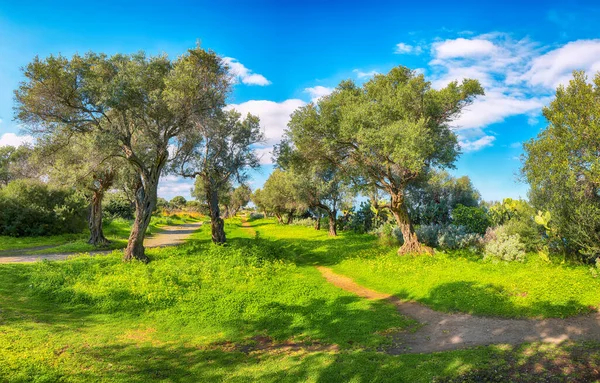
[287,67,483,254]
[276,142,353,235]
[172,110,263,244]
[522,71,600,260]
[15,47,229,262]
[253,169,304,224]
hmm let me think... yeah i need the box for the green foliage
[501,218,543,252]
[488,198,534,227]
[253,169,305,221]
[0,145,35,187]
[286,66,484,247]
[407,170,481,225]
[346,201,376,234]
[103,192,135,220]
[484,228,527,262]
[170,196,187,209]
[452,204,490,235]
[416,224,483,251]
[0,179,87,236]
[522,71,600,261]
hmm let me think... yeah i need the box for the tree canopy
[15,47,230,262]
[286,66,484,253]
[522,70,600,260]
[173,109,263,243]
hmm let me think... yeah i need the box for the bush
[291,218,316,227]
[248,212,264,221]
[452,204,490,234]
[502,218,543,252]
[0,179,87,236]
[104,192,135,220]
[372,223,403,246]
[416,223,483,251]
[484,227,526,262]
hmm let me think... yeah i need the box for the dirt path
[0,221,203,264]
[316,266,600,354]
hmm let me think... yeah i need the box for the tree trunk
[275,212,283,224]
[207,185,226,244]
[88,189,110,246]
[390,192,432,255]
[327,210,337,236]
[286,209,295,225]
[124,176,158,263]
[314,212,321,230]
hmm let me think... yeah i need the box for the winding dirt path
[317,266,600,354]
[0,222,203,264]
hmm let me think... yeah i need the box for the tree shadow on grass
[415,281,593,318]
[61,340,600,383]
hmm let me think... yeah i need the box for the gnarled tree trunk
[390,192,432,255]
[88,189,110,246]
[207,185,226,244]
[88,170,115,246]
[327,209,337,236]
[314,211,321,230]
[124,175,159,263]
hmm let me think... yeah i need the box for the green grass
[250,219,600,318]
[0,214,202,255]
[2,218,600,382]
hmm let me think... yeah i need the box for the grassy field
[249,219,600,318]
[1,218,600,382]
[0,213,202,255]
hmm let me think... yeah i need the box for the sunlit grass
[251,218,600,318]
[1,218,599,382]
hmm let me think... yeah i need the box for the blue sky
[1,0,600,201]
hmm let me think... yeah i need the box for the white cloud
[395,43,422,55]
[157,175,195,200]
[0,133,34,147]
[304,86,334,103]
[226,99,305,146]
[427,33,550,150]
[226,99,306,165]
[459,135,495,152]
[432,38,497,59]
[453,92,547,130]
[222,57,271,86]
[353,69,379,79]
[523,39,600,88]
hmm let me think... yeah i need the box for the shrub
[0,179,87,236]
[484,227,526,262]
[452,204,490,234]
[291,218,316,227]
[416,223,483,251]
[104,192,135,220]
[415,223,443,247]
[502,218,543,252]
[372,223,403,246]
[248,212,264,221]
